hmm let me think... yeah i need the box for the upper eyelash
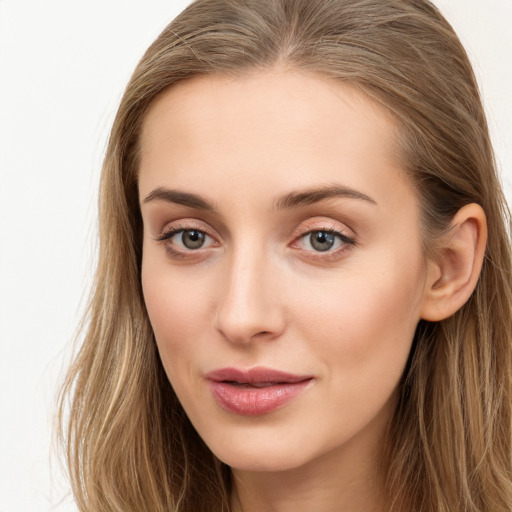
[298,228,357,246]
[154,227,215,260]
[155,227,184,242]
[153,225,356,254]
[155,226,210,243]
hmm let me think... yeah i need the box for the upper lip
[205,367,313,385]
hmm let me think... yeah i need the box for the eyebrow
[143,187,215,211]
[273,184,377,210]
[142,183,376,211]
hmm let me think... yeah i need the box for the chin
[219,449,310,473]
[205,429,321,473]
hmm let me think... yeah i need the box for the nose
[213,247,286,345]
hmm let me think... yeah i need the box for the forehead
[140,69,400,156]
[138,69,414,215]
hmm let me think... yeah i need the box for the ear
[421,203,487,322]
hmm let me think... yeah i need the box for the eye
[178,229,207,249]
[156,227,217,252]
[307,231,338,251]
[295,229,356,253]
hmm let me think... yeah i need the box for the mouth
[205,367,314,416]
[223,381,288,388]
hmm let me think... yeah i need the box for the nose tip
[215,310,277,345]
[213,257,286,345]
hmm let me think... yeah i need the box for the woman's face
[139,70,432,473]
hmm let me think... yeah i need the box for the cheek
[141,258,213,370]
[291,258,425,377]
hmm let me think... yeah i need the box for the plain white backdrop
[0,1,511,510]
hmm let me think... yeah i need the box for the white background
[0,1,511,510]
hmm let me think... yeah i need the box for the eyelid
[293,229,356,248]
[292,217,356,241]
[153,220,220,260]
[154,219,217,242]
[289,218,357,260]
[156,228,215,245]
[152,217,356,261]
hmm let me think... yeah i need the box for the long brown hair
[58,1,512,510]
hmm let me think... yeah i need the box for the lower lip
[208,380,313,416]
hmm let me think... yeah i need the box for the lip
[205,367,314,416]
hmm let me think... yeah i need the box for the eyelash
[155,224,217,258]
[300,229,355,246]
[154,224,356,260]
[291,228,356,261]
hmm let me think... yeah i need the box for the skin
[138,69,453,512]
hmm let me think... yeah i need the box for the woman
[58,0,512,510]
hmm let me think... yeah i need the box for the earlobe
[421,203,487,322]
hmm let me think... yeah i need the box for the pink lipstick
[206,367,314,416]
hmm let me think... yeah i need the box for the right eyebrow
[273,184,377,210]
[142,187,215,211]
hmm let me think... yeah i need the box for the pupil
[311,231,335,251]
[182,230,205,249]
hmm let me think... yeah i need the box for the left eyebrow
[142,187,215,211]
[273,184,377,210]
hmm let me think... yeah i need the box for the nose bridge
[214,242,284,344]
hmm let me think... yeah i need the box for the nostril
[213,267,286,343]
